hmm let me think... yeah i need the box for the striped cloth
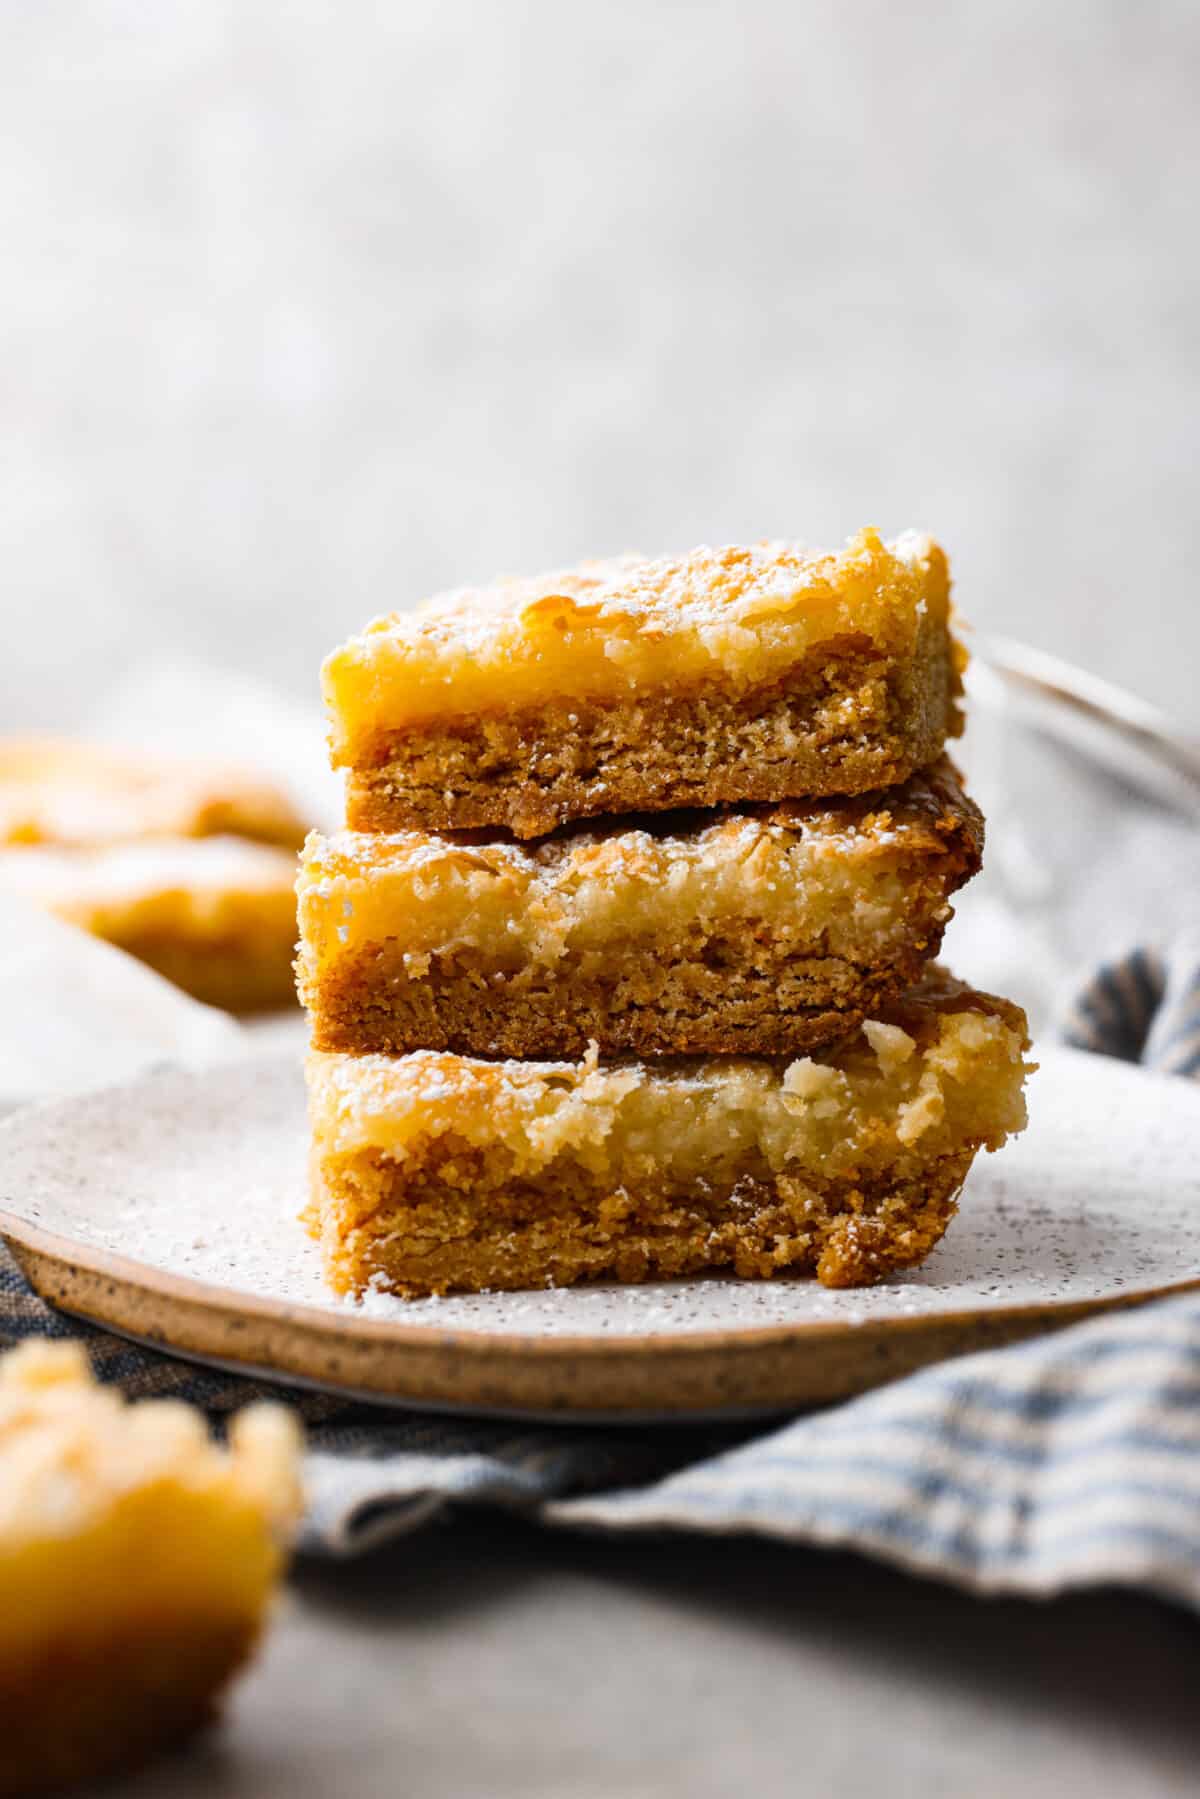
[2,942,1199,1609]
[1062,935,1200,1078]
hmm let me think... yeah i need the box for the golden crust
[323,527,960,760]
[312,1149,977,1299]
[343,619,962,835]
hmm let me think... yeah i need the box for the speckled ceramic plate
[2,1046,1199,1419]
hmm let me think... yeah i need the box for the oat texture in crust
[324,528,965,836]
[0,737,307,851]
[0,836,302,1012]
[0,1342,301,1798]
[305,970,1032,1298]
[298,759,983,1058]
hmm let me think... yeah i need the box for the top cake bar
[324,528,965,838]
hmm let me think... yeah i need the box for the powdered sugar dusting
[322,528,952,749]
[0,1047,1197,1374]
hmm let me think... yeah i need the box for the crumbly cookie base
[309,1142,975,1297]
[0,1617,258,1799]
[344,628,962,837]
[305,933,946,1059]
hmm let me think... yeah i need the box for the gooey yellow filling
[322,529,950,755]
[307,1000,1030,1186]
[297,809,945,985]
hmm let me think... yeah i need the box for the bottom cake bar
[305,970,1032,1297]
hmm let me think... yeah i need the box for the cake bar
[297,759,983,1059]
[0,737,306,851]
[323,528,965,838]
[305,970,1031,1298]
[0,735,310,1011]
[0,836,302,1013]
[0,1342,300,1797]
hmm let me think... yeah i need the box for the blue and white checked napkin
[2,942,1198,1610]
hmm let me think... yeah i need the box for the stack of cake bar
[298,528,1032,1299]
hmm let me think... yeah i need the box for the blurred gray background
[1,0,1197,725]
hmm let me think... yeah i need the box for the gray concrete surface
[2,2,1199,724]
[105,1517,1199,1799]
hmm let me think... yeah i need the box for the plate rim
[5,1045,1200,1416]
[8,1212,1200,1417]
[6,1206,1200,1363]
[7,1194,1200,1352]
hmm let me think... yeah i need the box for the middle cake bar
[297,757,982,1059]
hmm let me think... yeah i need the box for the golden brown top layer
[0,737,307,851]
[308,971,1031,1182]
[322,527,955,759]
[296,759,982,977]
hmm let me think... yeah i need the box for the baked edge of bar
[302,936,946,1059]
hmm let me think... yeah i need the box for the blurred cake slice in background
[0,1341,301,1798]
[0,737,306,850]
[0,737,308,1010]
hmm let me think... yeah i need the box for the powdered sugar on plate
[1,1045,1198,1350]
